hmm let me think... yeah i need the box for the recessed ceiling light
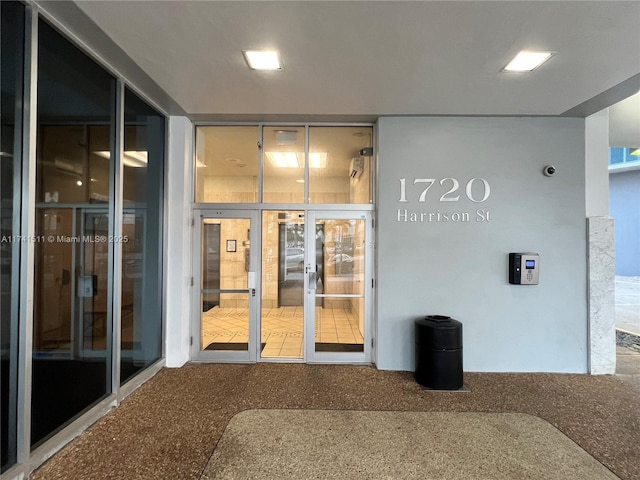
[265,152,327,168]
[243,50,283,71]
[94,150,148,168]
[503,51,554,72]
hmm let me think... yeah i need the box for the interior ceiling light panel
[243,50,283,71]
[503,51,554,72]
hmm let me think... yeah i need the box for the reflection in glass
[195,126,259,203]
[200,218,250,351]
[261,211,304,358]
[120,89,164,384]
[31,19,114,447]
[1,0,24,471]
[262,127,305,203]
[309,127,372,204]
[315,219,365,353]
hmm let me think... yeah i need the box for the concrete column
[165,117,193,367]
[585,109,616,374]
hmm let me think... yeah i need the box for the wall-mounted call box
[509,253,539,285]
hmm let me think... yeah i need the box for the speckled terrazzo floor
[31,364,640,480]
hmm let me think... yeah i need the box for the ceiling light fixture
[503,50,554,72]
[265,152,327,168]
[243,50,283,71]
[266,152,299,168]
[94,150,148,168]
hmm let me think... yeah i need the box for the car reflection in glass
[285,247,305,272]
[327,253,353,265]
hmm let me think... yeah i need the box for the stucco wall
[609,170,640,276]
[376,117,587,372]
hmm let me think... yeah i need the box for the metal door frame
[191,209,259,362]
[304,210,373,364]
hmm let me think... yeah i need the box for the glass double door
[194,209,372,363]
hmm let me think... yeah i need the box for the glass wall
[195,125,373,205]
[308,126,373,204]
[195,126,259,203]
[121,89,164,383]
[1,0,24,471]
[609,147,640,167]
[31,19,115,447]
[263,126,305,203]
[0,5,166,475]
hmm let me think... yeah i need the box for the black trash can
[415,315,463,389]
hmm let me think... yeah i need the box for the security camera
[543,165,556,177]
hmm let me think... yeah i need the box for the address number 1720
[398,177,491,203]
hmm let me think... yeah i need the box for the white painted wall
[585,109,610,217]
[165,117,193,367]
[376,117,588,373]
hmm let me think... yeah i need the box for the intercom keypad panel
[509,253,539,285]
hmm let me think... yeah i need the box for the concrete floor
[203,410,620,479]
[616,344,640,390]
[615,276,640,389]
[615,276,640,335]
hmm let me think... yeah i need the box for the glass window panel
[121,88,164,384]
[261,211,304,358]
[195,126,259,203]
[315,218,365,353]
[263,127,305,203]
[200,218,250,352]
[609,147,625,165]
[1,1,24,471]
[32,19,115,447]
[309,127,372,204]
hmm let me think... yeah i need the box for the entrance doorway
[193,209,372,363]
[193,210,259,362]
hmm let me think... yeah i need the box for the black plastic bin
[415,315,463,390]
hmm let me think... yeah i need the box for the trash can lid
[415,315,463,349]
[416,315,462,327]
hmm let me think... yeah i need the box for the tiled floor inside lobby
[201,306,364,356]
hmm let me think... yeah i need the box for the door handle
[309,271,316,290]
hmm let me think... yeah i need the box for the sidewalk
[615,276,640,389]
[615,276,640,335]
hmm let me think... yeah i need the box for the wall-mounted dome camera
[543,165,556,177]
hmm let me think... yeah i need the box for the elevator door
[277,223,324,307]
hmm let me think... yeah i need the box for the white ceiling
[73,1,639,132]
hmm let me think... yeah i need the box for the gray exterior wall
[376,117,587,373]
[609,170,640,276]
